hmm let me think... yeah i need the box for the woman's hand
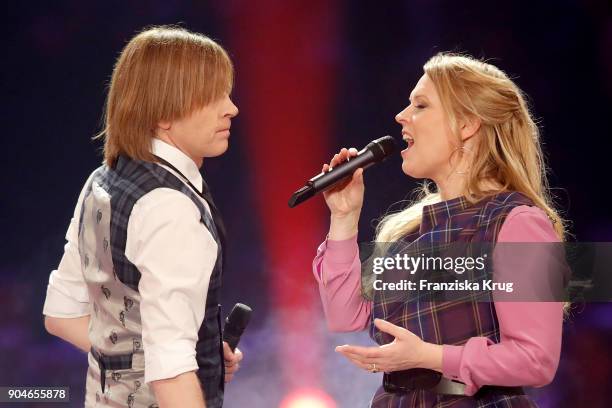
[322,148,364,240]
[223,342,244,383]
[322,147,364,217]
[335,318,442,373]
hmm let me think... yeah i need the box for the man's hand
[223,341,243,383]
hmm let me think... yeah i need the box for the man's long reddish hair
[96,25,234,166]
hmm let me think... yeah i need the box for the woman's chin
[401,162,422,179]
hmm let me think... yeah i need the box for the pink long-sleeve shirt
[312,205,564,396]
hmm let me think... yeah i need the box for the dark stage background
[2,1,611,407]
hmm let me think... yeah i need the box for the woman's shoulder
[498,205,559,243]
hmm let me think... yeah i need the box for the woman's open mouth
[402,132,414,151]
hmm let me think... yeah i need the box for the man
[43,26,242,408]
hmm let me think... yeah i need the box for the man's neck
[154,135,203,168]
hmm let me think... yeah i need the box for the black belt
[474,384,525,399]
[384,370,524,397]
[90,347,133,394]
[435,377,525,398]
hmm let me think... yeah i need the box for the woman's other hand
[335,318,442,373]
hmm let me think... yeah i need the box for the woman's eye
[414,104,426,109]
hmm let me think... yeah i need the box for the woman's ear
[460,115,481,142]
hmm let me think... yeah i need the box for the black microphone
[288,136,397,208]
[223,303,252,352]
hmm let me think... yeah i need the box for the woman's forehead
[410,74,435,100]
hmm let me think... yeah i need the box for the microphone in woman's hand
[288,136,397,208]
[223,303,252,352]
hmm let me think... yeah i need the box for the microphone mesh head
[370,135,397,160]
[227,303,252,330]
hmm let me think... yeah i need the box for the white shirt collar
[151,138,203,194]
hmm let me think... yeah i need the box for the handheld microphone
[288,136,397,208]
[223,303,252,352]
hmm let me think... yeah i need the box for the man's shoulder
[133,187,202,219]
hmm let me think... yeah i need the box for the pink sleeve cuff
[442,338,493,396]
[442,345,463,381]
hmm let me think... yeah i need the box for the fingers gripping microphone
[288,136,397,208]
[223,303,252,352]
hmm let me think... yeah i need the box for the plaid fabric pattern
[369,191,538,407]
[370,391,537,408]
[84,156,222,291]
[81,155,225,407]
[90,346,133,396]
[91,346,134,369]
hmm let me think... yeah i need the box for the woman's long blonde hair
[376,53,566,242]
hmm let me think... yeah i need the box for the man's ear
[157,120,171,131]
[460,115,481,142]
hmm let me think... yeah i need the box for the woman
[42,26,242,408]
[313,53,565,407]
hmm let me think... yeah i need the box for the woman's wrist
[329,211,360,240]
[418,342,443,373]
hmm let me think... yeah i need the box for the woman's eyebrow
[409,93,429,102]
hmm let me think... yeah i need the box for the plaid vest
[79,156,225,407]
[369,191,537,407]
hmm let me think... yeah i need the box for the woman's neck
[435,176,504,201]
[435,173,466,201]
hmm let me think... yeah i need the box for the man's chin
[203,141,229,158]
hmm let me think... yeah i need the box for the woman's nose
[395,106,410,124]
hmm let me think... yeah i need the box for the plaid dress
[369,191,539,408]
